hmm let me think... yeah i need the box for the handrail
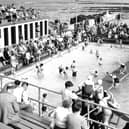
[29,97,56,109]
[0,74,129,129]
[86,118,117,129]
[0,74,129,117]
[78,97,129,117]
[29,97,117,129]
[0,74,61,95]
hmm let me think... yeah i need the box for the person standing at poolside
[67,100,89,129]
[62,81,78,102]
[50,99,72,129]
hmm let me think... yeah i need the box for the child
[96,49,99,59]
[112,75,120,88]
[41,93,48,114]
[71,60,76,69]
[39,63,44,72]
[120,63,127,74]
[58,65,64,74]
[72,67,77,77]
[10,51,18,75]
[82,45,85,51]
[92,70,99,78]
[58,65,69,77]
[90,49,93,54]
[36,63,44,74]
[71,60,77,77]
[98,57,103,66]
[108,73,119,88]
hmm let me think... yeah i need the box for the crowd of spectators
[77,19,129,44]
[0,31,81,74]
[0,3,40,23]
[0,16,127,129]
[0,75,122,129]
[49,78,120,129]
[97,22,129,41]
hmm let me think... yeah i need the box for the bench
[0,64,11,72]
[3,67,12,76]
[0,122,14,129]
[20,111,51,129]
[19,118,44,129]
[8,122,30,129]
[0,118,45,129]
[40,52,49,60]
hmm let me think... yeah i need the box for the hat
[65,81,73,88]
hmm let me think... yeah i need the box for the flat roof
[0,17,48,27]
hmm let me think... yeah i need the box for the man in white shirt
[13,83,24,103]
[14,82,33,113]
[62,81,78,102]
[22,82,30,104]
[67,100,89,129]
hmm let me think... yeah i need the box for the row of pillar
[0,19,48,48]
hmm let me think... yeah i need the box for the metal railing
[28,97,120,129]
[0,74,61,116]
[0,74,129,129]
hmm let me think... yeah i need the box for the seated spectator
[67,100,89,129]
[50,99,72,129]
[25,50,31,65]
[3,47,11,64]
[2,81,33,113]
[0,85,20,124]
[0,49,5,66]
[20,82,33,113]
[10,51,18,74]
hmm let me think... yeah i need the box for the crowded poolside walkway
[1,2,129,128]
[2,42,128,115]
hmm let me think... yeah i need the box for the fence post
[87,101,90,128]
[0,76,2,90]
[38,87,41,116]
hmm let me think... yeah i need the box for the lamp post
[75,0,79,30]
[75,0,77,25]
